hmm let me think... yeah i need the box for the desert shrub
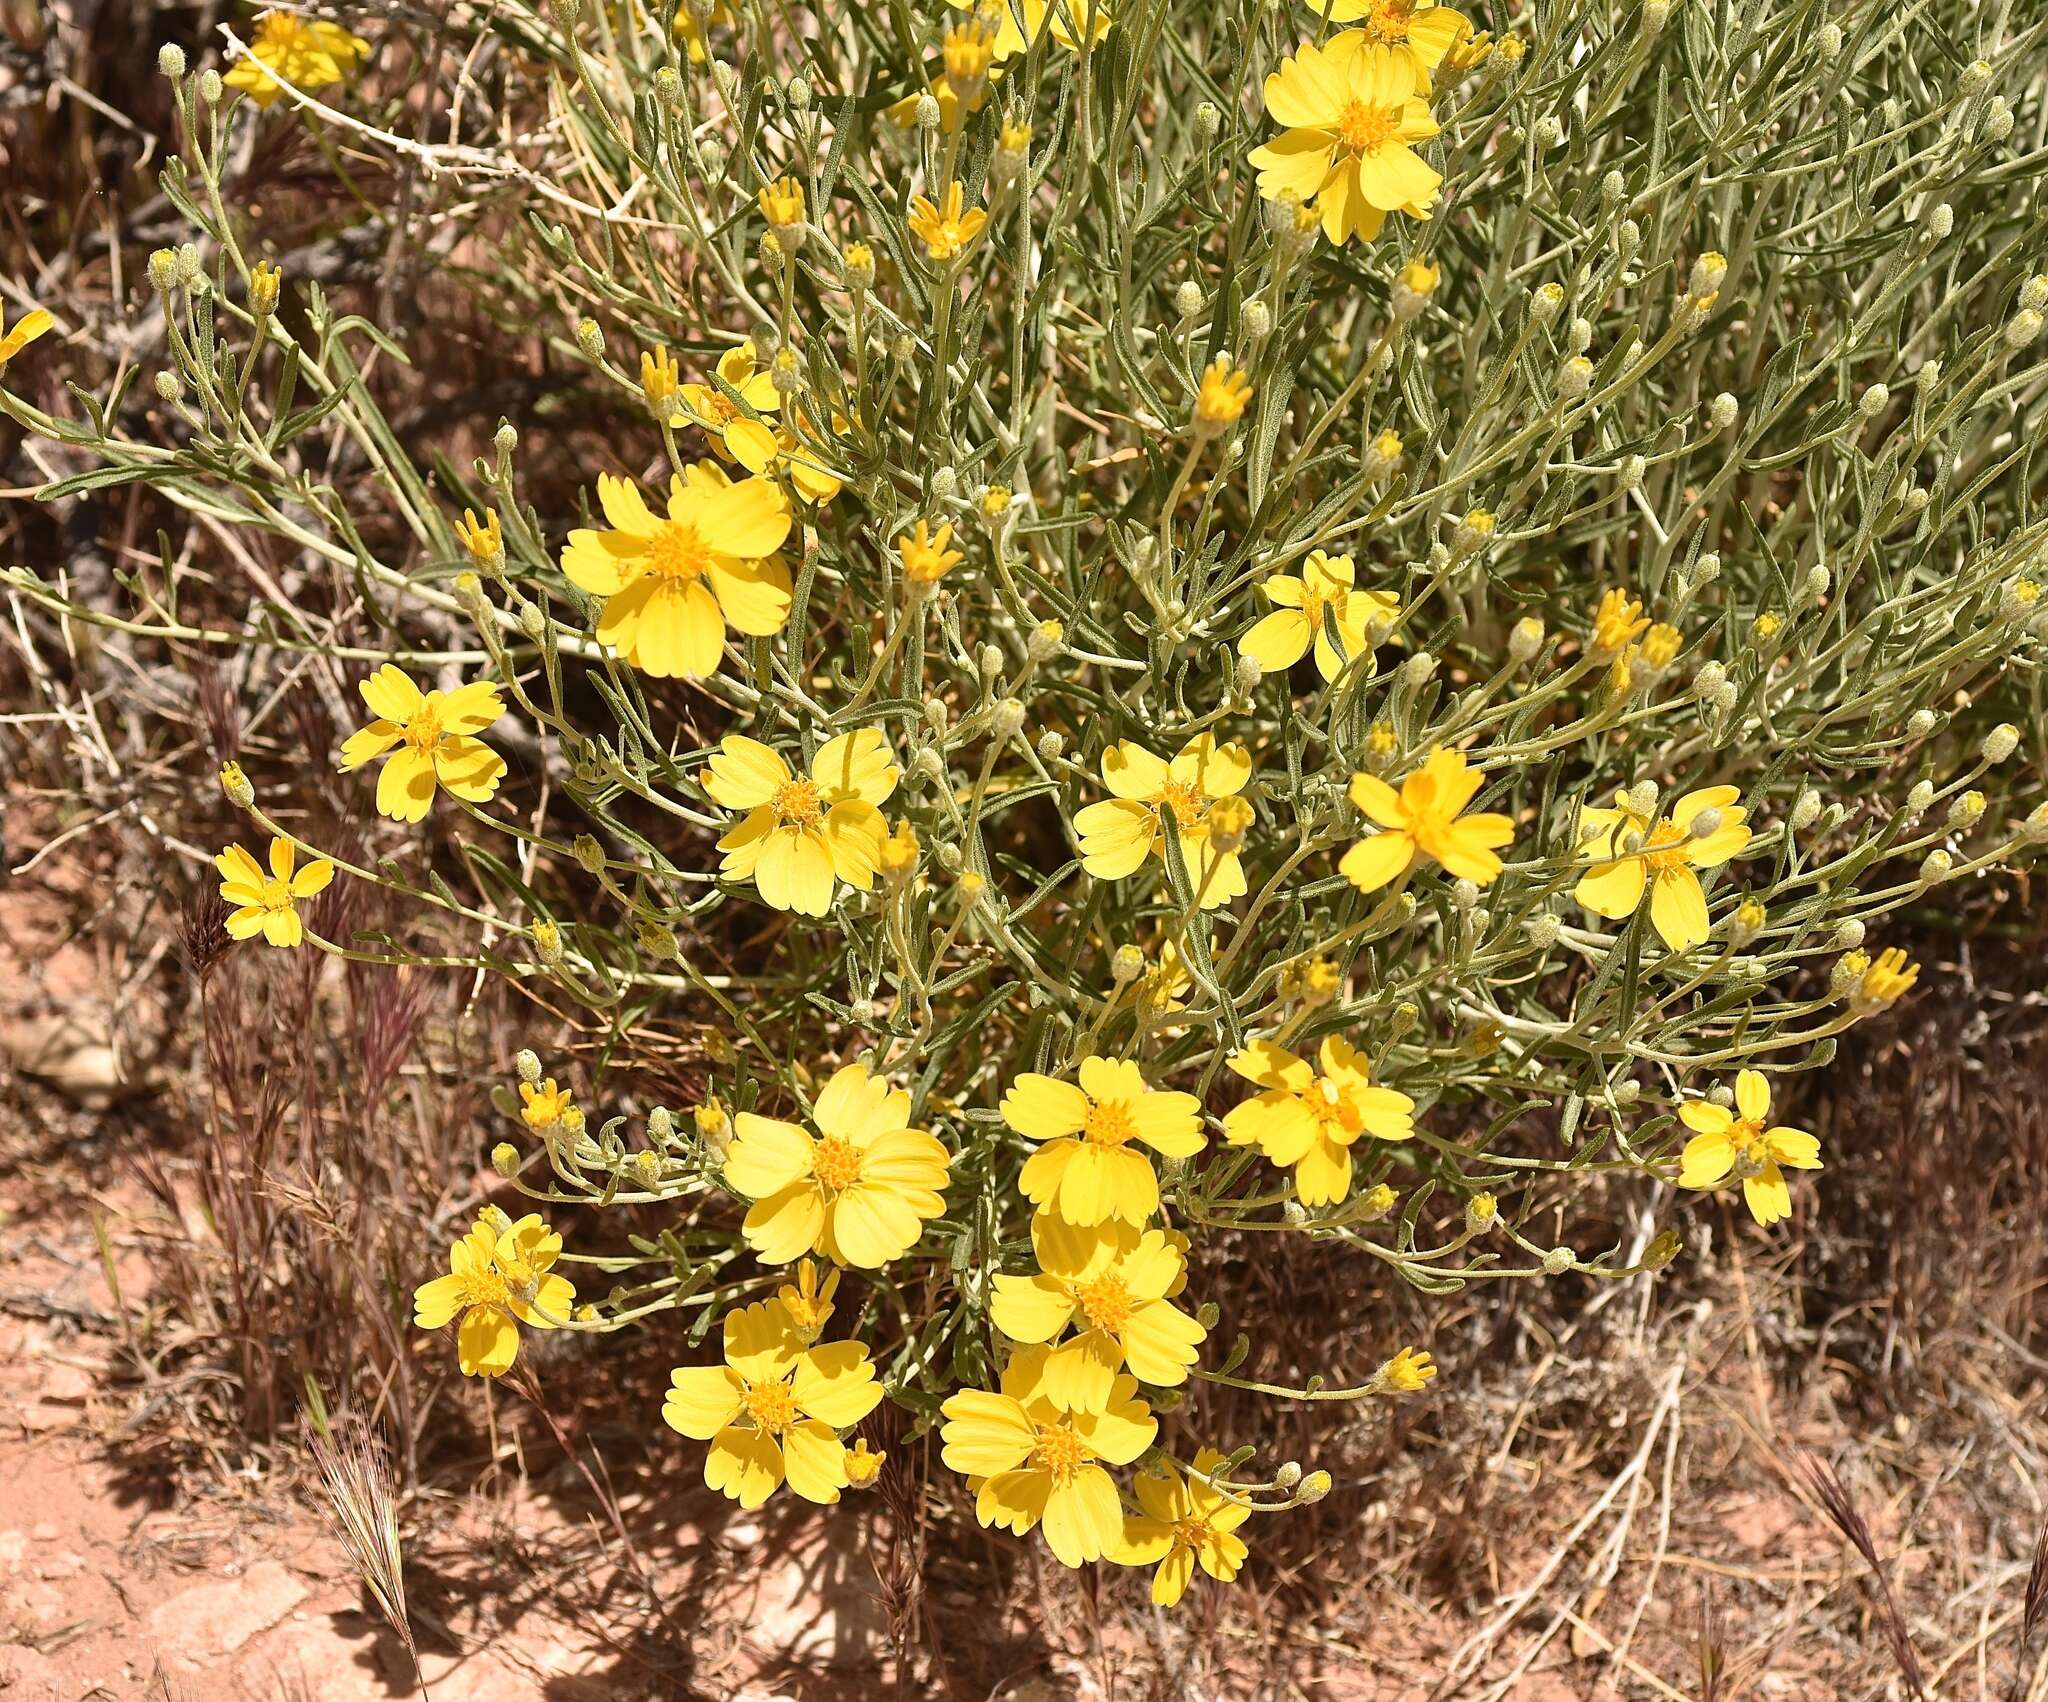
[4,0,2047,1610]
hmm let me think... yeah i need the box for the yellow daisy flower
[1590,586,1651,655]
[1001,1055,1205,1226]
[673,344,781,454]
[520,1077,573,1131]
[412,1210,576,1378]
[662,1298,884,1507]
[990,1215,1206,1411]
[776,1258,840,1342]
[722,1062,953,1267]
[223,11,372,107]
[1313,0,1472,93]
[907,180,989,262]
[948,0,1112,61]
[1193,356,1253,431]
[1573,785,1751,951]
[560,465,793,679]
[0,303,55,372]
[844,1437,886,1486]
[214,836,335,948]
[1379,1345,1436,1390]
[1238,550,1398,682]
[939,1344,1157,1567]
[1111,1447,1252,1606]
[702,729,901,916]
[1222,1035,1413,1205]
[1340,746,1514,892]
[1072,732,1255,909]
[338,664,508,822]
[1249,37,1442,248]
[1676,1070,1821,1226]
[899,518,965,588]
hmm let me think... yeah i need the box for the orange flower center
[1307,1075,1363,1136]
[812,1133,863,1193]
[742,1376,798,1434]
[1074,1271,1134,1333]
[1156,779,1210,829]
[401,703,446,751]
[454,1265,511,1312]
[1727,1119,1772,1173]
[1171,1515,1210,1550]
[1082,1099,1136,1147]
[772,777,824,828]
[648,520,713,583]
[1334,99,1398,156]
[1641,821,1692,873]
[1399,775,1457,843]
[1362,0,1414,41]
[1300,586,1337,631]
[1031,1419,1093,1484]
[255,878,295,913]
[704,393,739,424]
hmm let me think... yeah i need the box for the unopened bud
[1451,509,1496,556]
[1727,898,1765,947]
[1947,790,1985,829]
[1509,616,1545,662]
[515,1048,542,1083]
[1906,708,1937,738]
[1789,789,1821,831]
[1174,280,1203,319]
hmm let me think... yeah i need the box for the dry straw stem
[5,0,2048,1610]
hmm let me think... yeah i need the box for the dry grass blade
[1697,1586,1722,1702]
[2024,1515,2048,1647]
[1798,1453,1926,1700]
[304,1410,422,1695]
